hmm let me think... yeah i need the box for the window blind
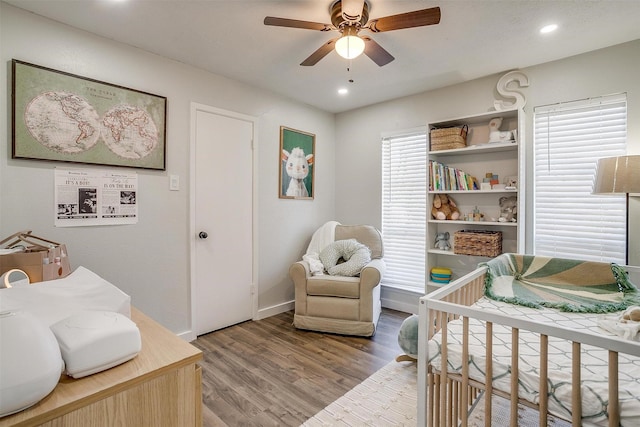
[533,93,627,263]
[381,130,427,290]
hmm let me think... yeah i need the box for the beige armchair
[290,224,385,337]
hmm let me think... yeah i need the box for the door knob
[198,231,208,239]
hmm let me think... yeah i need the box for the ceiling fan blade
[300,39,338,66]
[264,16,332,31]
[362,37,394,66]
[368,6,441,32]
[341,0,365,22]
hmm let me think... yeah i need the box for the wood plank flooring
[192,308,412,427]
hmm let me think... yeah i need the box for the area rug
[467,392,571,427]
[301,360,417,427]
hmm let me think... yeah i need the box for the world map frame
[11,59,167,170]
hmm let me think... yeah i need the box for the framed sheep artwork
[279,126,315,200]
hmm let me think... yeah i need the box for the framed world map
[11,59,167,170]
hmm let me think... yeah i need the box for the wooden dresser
[0,308,203,427]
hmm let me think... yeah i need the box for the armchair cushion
[307,275,360,298]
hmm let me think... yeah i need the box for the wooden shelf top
[428,219,518,226]
[429,189,517,194]
[429,140,518,156]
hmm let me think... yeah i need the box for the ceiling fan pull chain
[346,63,355,84]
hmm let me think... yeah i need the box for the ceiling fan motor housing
[330,0,369,29]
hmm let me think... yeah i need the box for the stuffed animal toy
[396,314,419,361]
[431,194,460,220]
[488,117,513,143]
[434,232,451,250]
[622,306,640,322]
[498,196,517,222]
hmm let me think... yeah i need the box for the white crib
[418,264,640,427]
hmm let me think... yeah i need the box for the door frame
[189,102,259,340]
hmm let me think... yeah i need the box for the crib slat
[572,341,582,426]
[539,334,549,427]
[428,373,434,427]
[447,379,453,427]
[469,386,475,409]
[453,379,459,425]
[440,319,448,427]
[510,328,519,427]
[433,373,440,427]
[428,308,435,340]
[461,316,469,427]
[485,322,493,427]
[608,351,619,427]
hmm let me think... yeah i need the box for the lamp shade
[335,27,365,59]
[593,155,640,194]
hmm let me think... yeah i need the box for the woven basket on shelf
[453,230,502,257]
[430,125,468,151]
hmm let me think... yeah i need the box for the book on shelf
[429,160,479,191]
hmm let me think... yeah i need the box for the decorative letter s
[494,70,529,111]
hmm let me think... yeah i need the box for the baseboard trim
[256,300,295,320]
[182,301,294,342]
[184,289,416,341]
[381,285,422,314]
[178,330,196,342]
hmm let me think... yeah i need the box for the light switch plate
[169,175,179,191]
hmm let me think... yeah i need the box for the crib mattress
[428,297,640,427]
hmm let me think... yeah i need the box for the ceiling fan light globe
[335,34,365,59]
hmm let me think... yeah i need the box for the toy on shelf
[431,194,460,220]
[434,232,451,251]
[465,206,485,222]
[498,196,518,222]
[483,172,505,190]
[488,117,513,143]
[430,267,452,284]
[505,175,518,190]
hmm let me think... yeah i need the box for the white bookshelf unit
[426,108,525,292]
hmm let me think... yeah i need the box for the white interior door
[192,105,254,336]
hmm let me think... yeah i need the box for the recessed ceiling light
[540,24,558,34]
[338,88,348,95]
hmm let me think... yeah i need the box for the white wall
[3,3,638,330]
[336,40,640,311]
[0,4,336,334]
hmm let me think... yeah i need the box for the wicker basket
[430,125,468,151]
[453,230,502,257]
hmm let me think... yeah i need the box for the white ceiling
[5,0,640,113]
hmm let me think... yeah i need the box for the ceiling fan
[264,0,441,67]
